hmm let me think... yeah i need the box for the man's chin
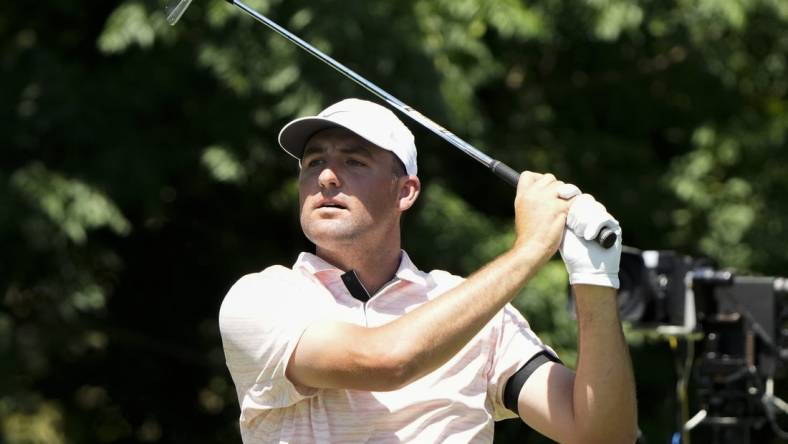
[303,225,360,247]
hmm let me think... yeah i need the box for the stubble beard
[301,211,367,249]
[301,211,398,253]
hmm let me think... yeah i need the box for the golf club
[165,0,618,249]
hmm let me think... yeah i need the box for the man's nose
[318,164,342,188]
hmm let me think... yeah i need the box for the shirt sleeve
[487,303,559,421]
[219,266,320,422]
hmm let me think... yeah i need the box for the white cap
[278,98,418,176]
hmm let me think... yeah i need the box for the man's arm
[287,172,570,392]
[515,285,637,444]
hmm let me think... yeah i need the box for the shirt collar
[293,251,339,275]
[293,250,428,287]
[394,250,428,287]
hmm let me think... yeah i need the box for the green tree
[3,0,788,442]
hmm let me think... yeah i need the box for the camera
[569,248,788,443]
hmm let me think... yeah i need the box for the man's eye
[305,158,324,167]
[347,158,366,166]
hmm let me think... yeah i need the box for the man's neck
[315,242,402,296]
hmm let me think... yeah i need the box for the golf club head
[165,0,193,25]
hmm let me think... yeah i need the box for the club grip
[490,160,521,187]
[489,160,617,249]
[596,226,617,249]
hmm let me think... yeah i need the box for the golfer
[219,98,637,443]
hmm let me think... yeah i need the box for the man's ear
[397,176,421,212]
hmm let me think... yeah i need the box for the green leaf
[11,164,131,244]
[98,2,157,54]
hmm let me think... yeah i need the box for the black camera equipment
[570,248,788,444]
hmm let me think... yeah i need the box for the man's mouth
[316,199,347,210]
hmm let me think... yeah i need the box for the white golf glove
[559,193,622,289]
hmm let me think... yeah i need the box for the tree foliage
[2,0,788,442]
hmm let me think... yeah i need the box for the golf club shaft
[228,0,516,183]
[226,0,616,248]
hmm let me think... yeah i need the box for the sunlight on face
[297,128,405,249]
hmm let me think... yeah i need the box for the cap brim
[278,117,347,160]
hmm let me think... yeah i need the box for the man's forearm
[374,245,546,386]
[288,244,548,392]
[572,284,638,443]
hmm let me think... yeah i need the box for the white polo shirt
[219,251,556,443]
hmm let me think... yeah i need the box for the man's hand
[513,172,574,264]
[560,194,622,289]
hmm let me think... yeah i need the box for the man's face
[298,127,409,249]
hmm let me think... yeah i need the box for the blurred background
[2,0,788,442]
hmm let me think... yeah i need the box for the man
[220,98,637,443]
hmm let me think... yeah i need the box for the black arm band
[503,351,562,415]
